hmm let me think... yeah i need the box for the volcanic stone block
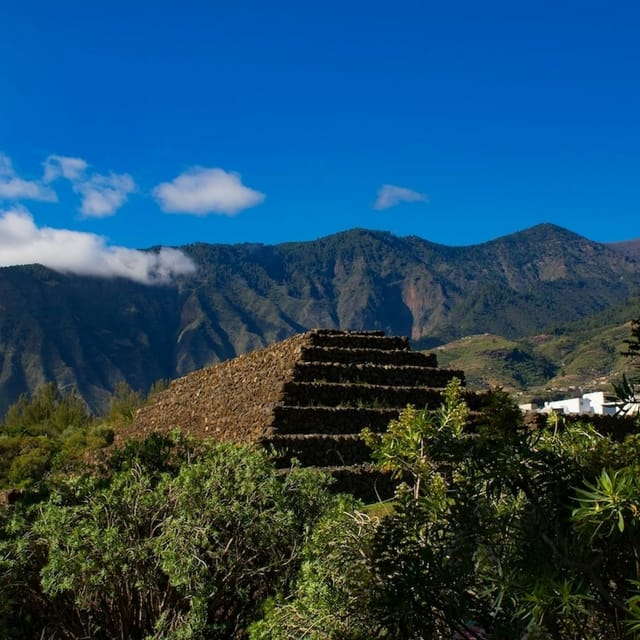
[282,381,448,409]
[308,332,410,351]
[271,406,400,435]
[299,346,437,366]
[292,362,457,386]
[264,433,372,467]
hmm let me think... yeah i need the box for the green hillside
[435,298,640,400]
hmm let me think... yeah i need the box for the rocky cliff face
[1,224,639,414]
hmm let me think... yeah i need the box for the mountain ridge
[1,224,639,414]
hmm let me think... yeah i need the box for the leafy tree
[105,378,169,426]
[362,378,469,499]
[253,381,640,639]
[249,496,379,640]
[0,433,333,639]
[105,380,146,424]
[613,313,640,414]
[2,382,90,438]
[0,383,109,489]
[623,315,640,363]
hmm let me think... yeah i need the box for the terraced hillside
[126,329,469,500]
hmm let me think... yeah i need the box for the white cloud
[153,167,265,216]
[42,154,135,217]
[373,184,429,210]
[0,153,58,202]
[0,207,197,284]
[43,154,88,182]
[75,172,136,218]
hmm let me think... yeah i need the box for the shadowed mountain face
[1,223,639,414]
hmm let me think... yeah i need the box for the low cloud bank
[0,208,196,284]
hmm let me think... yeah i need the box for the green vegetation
[612,315,640,415]
[624,316,640,369]
[105,378,169,425]
[2,378,640,638]
[435,300,640,398]
[251,381,640,639]
[435,334,559,389]
[0,432,332,639]
[1,317,639,638]
[0,379,173,491]
[0,383,111,489]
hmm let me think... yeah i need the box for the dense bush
[0,433,333,640]
[0,379,176,490]
[0,383,112,489]
[252,381,640,639]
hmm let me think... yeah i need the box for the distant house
[520,391,638,416]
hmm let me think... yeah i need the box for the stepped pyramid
[125,329,470,500]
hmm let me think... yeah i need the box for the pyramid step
[300,346,436,366]
[308,331,409,351]
[292,361,461,387]
[262,433,371,468]
[320,464,397,502]
[272,406,399,435]
[311,329,386,337]
[282,381,447,409]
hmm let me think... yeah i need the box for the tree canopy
[0,433,333,639]
[252,381,640,639]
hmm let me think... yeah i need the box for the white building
[540,391,625,416]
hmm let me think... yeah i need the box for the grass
[361,501,395,519]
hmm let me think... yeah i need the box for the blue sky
[1,0,639,280]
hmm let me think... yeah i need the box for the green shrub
[0,434,333,640]
[253,382,639,639]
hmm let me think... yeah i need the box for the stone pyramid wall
[125,329,470,501]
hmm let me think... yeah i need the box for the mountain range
[1,223,639,415]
